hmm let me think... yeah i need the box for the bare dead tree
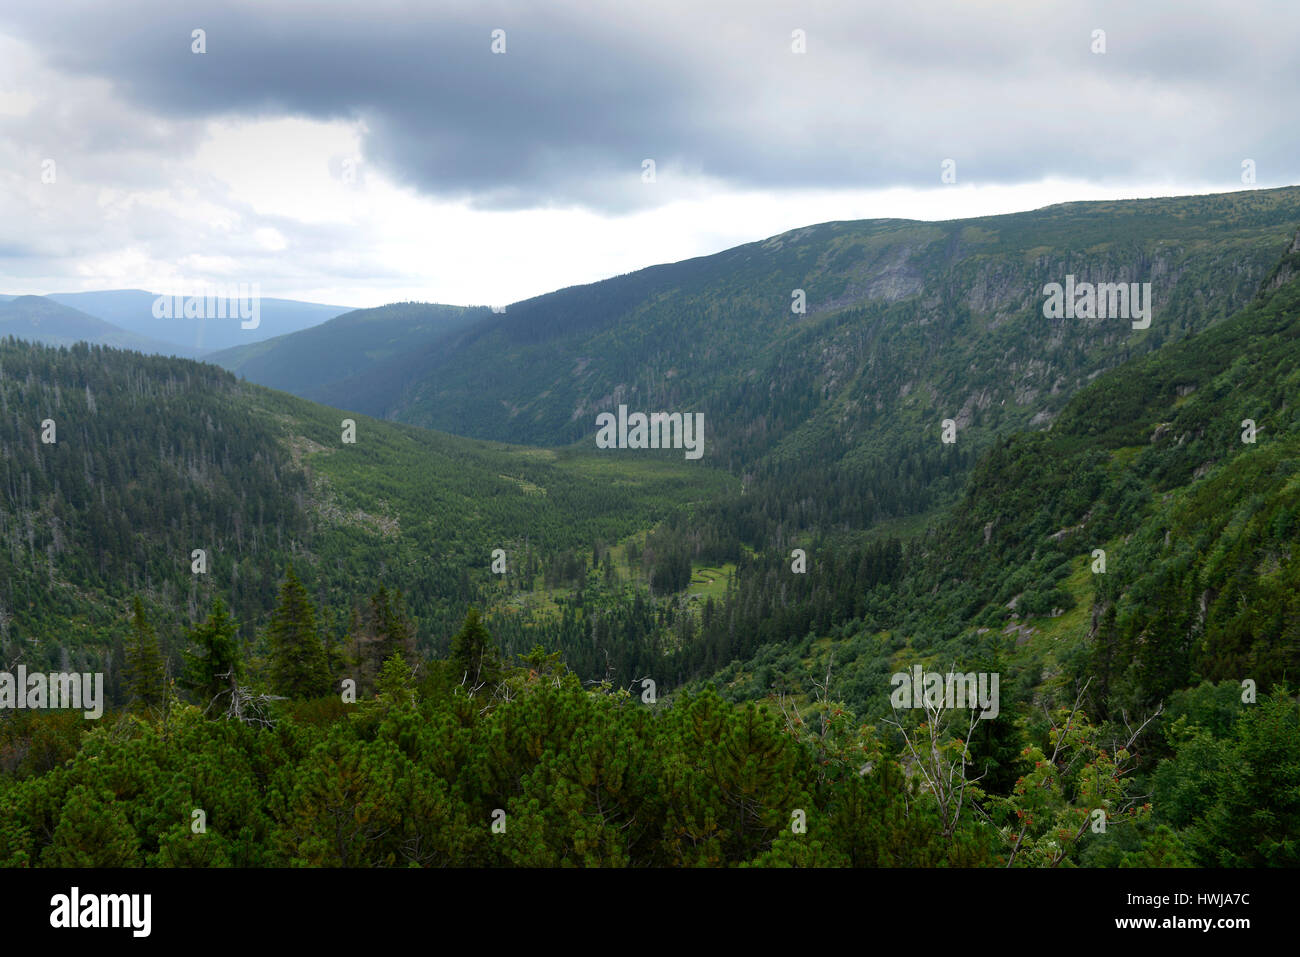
[203,670,284,727]
[883,662,989,841]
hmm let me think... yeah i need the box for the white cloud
[0,3,1294,308]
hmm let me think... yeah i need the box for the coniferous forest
[1,7,1297,942]
[2,214,1299,872]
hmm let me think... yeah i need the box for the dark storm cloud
[3,0,1299,211]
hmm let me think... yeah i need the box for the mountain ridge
[15,289,356,355]
[0,295,182,354]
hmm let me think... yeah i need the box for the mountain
[704,227,1300,730]
[0,295,182,354]
[934,226,1300,708]
[268,187,1300,542]
[41,289,352,355]
[647,230,1300,867]
[205,302,490,399]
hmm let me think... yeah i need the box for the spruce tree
[449,607,502,688]
[125,595,166,710]
[267,564,331,699]
[375,652,417,710]
[181,597,242,714]
[345,587,416,694]
[368,586,415,675]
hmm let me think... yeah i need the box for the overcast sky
[1,0,1296,308]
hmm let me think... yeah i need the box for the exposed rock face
[1003,621,1037,645]
[1263,230,1300,291]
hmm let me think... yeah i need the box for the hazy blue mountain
[43,288,353,354]
[0,295,183,354]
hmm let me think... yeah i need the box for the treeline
[693,438,981,552]
[480,536,905,691]
[112,565,421,713]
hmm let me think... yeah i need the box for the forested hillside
[1,197,1299,871]
[0,338,732,699]
[207,302,490,399]
[693,231,1300,718]
[664,231,1300,866]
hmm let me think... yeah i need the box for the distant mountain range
[0,295,183,354]
[0,288,353,355]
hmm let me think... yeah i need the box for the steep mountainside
[706,229,1300,734]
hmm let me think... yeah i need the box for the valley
[2,187,1299,869]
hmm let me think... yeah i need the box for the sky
[1,0,1297,309]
